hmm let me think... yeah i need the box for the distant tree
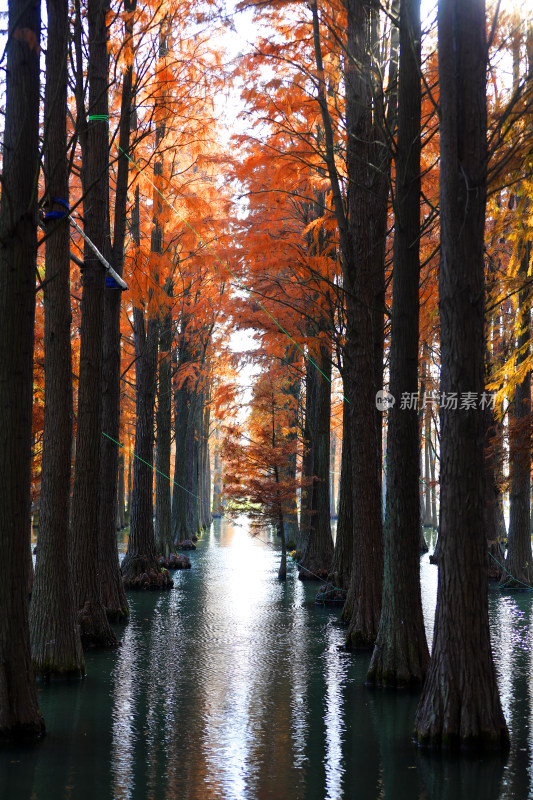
[223,369,302,580]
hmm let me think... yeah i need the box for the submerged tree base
[414,727,510,752]
[34,662,85,680]
[105,605,130,623]
[298,562,329,582]
[77,600,119,648]
[0,719,46,743]
[158,554,191,570]
[344,629,376,651]
[122,554,174,590]
[366,639,428,689]
[315,582,347,606]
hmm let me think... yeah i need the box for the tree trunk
[126,451,132,523]
[430,426,438,527]
[502,240,532,588]
[155,304,173,558]
[424,413,432,525]
[30,0,85,677]
[367,0,429,687]
[0,0,45,740]
[330,430,337,517]
[298,341,333,580]
[278,506,287,581]
[328,397,353,591]
[97,4,135,622]
[117,455,126,529]
[70,0,118,648]
[299,354,316,553]
[121,308,173,589]
[186,391,202,537]
[200,397,213,531]
[172,379,191,543]
[211,427,224,517]
[413,0,508,749]
[341,0,384,648]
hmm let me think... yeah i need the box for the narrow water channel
[2,518,532,799]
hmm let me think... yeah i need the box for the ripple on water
[2,518,533,800]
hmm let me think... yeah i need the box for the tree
[0,0,45,739]
[70,0,119,646]
[367,0,429,688]
[223,368,302,580]
[413,0,508,749]
[30,0,85,677]
[98,0,137,621]
[121,185,173,589]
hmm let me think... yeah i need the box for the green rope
[88,114,108,121]
[102,431,201,500]
[488,551,533,591]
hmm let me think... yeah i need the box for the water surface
[1,519,532,799]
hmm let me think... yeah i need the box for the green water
[1,518,532,799]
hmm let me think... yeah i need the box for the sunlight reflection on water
[3,517,533,800]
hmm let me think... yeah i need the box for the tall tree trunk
[277,503,287,581]
[172,378,191,543]
[97,1,135,622]
[430,426,438,527]
[367,0,429,687]
[299,342,333,580]
[413,0,508,749]
[126,451,132,523]
[70,0,118,647]
[211,426,224,517]
[328,397,353,591]
[0,0,45,740]
[341,0,384,647]
[299,354,317,552]
[121,308,172,589]
[200,397,213,531]
[184,392,199,537]
[502,239,532,588]
[155,302,173,558]
[30,0,85,677]
[330,422,337,517]
[117,454,126,529]
[424,412,432,525]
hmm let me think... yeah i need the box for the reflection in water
[290,576,309,772]
[323,622,346,800]
[1,517,532,800]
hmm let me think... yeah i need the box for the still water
[1,518,532,800]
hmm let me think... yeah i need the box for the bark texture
[70,0,118,647]
[502,240,532,588]
[413,0,508,749]
[30,0,85,677]
[328,400,353,591]
[0,0,45,740]
[341,0,384,647]
[367,0,429,688]
[121,308,173,589]
[98,6,135,621]
[155,303,174,558]
[299,342,334,580]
